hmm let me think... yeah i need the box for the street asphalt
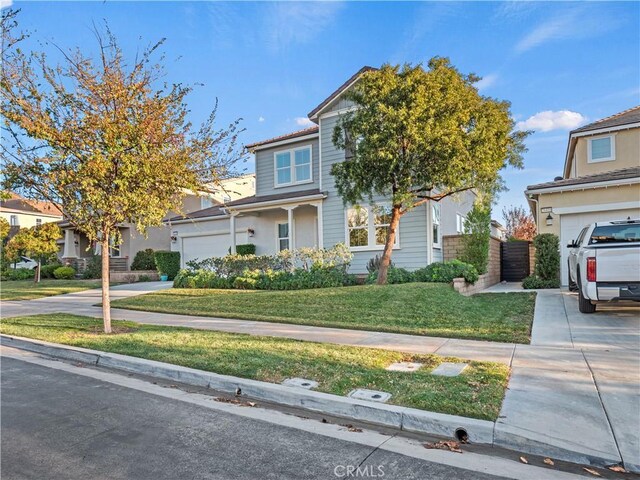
[1,356,508,480]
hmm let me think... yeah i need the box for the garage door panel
[560,209,640,285]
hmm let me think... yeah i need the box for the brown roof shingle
[571,106,640,134]
[245,126,319,150]
[527,167,640,191]
[0,193,62,217]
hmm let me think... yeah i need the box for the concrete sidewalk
[1,284,638,471]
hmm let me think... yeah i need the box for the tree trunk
[101,236,112,334]
[376,205,402,285]
[35,259,41,283]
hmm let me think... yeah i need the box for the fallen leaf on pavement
[213,397,256,407]
[583,467,601,476]
[608,465,626,473]
[424,441,462,454]
[340,424,363,433]
[519,456,528,464]
[543,458,555,466]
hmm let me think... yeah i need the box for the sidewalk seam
[357,433,397,468]
[581,349,623,466]
[561,294,575,349]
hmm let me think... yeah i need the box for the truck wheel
[578,284,596,314]
[568,263,578,292]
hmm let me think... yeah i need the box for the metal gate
[500,241,530,282]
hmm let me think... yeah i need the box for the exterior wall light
[248,228,255,237]
[545,213,553,226]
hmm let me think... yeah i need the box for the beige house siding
[0,211,62,229]
[572,129,640,178]
[534,183,640,236]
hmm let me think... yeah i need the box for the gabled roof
[307,66,377,121]
[0,193,62,217]
[571,105,640,134]
[526,167,640,193]
[244,126,319,151]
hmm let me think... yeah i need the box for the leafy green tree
[0,217,9,242]
[460,203,491,275]
[1,12,242,332]
[5,223,61,282]
[332,60,528,284]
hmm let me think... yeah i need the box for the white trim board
[552,202,640,215]
[526,177,640,194]
[249,133,318,152]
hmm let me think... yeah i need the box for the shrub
[131,249,156,271]
[414,259,479,284]
[2,267,35,280]
[53,266,76,279]
[366,254,393,274]
[366,266,413,284]
[154,251,181,280]
[235,244,256,256]
[459,204,491,274]
[41,263,63,279]
[523,233,560,290]
[138,274,152,282]
[82,254,102,279]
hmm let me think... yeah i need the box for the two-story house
[525,106,640,285]
[58,175,255,272]
[168,67,475,273]
[0,193,63,238]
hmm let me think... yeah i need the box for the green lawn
[0,279,105,301]
[0,313,509,420]
[112,283,536,343]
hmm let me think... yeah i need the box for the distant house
[0,193,63,237]
[525,106,640,285]
[167,67,475,273]
[58,175,256,272]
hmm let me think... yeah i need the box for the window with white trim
[274,146,312,186]
[588,135,615,163]
[346,204,398,250]
[201,197,214,209]
[432,203,441,248]
[277,222,289,251]
[456,213,466,234]
[10,215,18,226]
[36,218,42,227]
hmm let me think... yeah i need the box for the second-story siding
[254,137,320,197]
[319,113,430,272]
[572,128,639,178]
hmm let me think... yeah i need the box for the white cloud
[514,7,621,54]
[264,2,344,52]
[516,110,587,132]
[258,116,265,123]
[0,0,13,8]
[475,73,498,91]
[295,117,314,127]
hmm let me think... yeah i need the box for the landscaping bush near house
[414,259,479,284]
[366,254,393,274]
[154,251,181,280]
[523,233,560,289]
[235,244,256,256]
[53,266,76,279]
[459,204,491,275]
[1,267,35,281]
[366,266,413,284]
[138,274,152,282]
[131,249,156,271]
[82,254,102,279]
[40,263,63,279]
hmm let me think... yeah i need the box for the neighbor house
[168,67,475,274]
[0,193,63,238]
[525,105,640,285]
[58,175,255,272]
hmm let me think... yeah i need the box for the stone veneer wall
[452,273,496,296]
[442,235,502,287]
[109,270,159,283]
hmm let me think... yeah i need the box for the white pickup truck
[567,219,640,313]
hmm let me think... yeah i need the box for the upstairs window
[36,218,42,227]
[346,204,398,250]
[588,135,615,163]
[10,215,18,226]
[456,213,466,233]
[201,197,214,209]
[274,146,312,186]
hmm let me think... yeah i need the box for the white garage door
[560,209,640,285]
[181,233,248,266]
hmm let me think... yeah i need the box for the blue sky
[9,1,640,218]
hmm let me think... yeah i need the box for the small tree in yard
[460,203,491,275]
[5,223,61,282]
[1,12,243,332]
[502,205,536,241]
[332,60,529,284]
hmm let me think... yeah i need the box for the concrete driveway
[496,290,640,472]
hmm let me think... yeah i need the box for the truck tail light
[586,257,597,282]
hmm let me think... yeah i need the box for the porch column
[62,229,77,258]
[285,207,295,250]
[229,213,237,254]
[316,202,324,248]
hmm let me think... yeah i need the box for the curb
[1,334,631,472]
[0,334,492,444]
